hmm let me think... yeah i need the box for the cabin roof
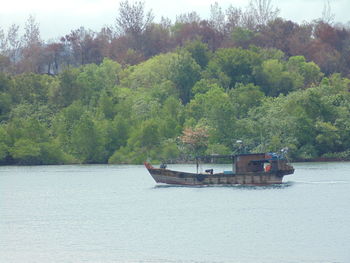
[195,153,265,159]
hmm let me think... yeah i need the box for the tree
[184,39,211,68]
[246,0,279,27]
[315,121,340,154]
[53,101,85,153]
[116,0,154,36]
[97,91,115,119]
[62,27,103,66]
[186,86,236,146]
[50,67,81,107]
[180,125,210,157]
[41,42,64,75]
[9,73,55,104]
[5,24,22,71]
[142,23,172,58]
[5,117,66,164]
[226,5,243,33]
[20,15,43,73]
[0,28,6,53]
[139,119,160,148]
[286,56,323,87]
[321,0,335,24]
[71,113,104,163]
[0,73,13,120]
[169,50,201,104]
[254,58,303,96]
[231,27,255,48]
[115,0,154,52]
[173,20,224,51]
[209,2,226,34]
[205,47,261,88]
[0,126,10,162]
[175,12,201,24]
[10,138,41,164]
[253,19,300,56]
[229,83,265,117]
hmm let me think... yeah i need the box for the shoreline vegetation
[1,1,350,166]
[1,157,350,166]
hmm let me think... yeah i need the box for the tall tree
[71,113,104,163]
[321,0,335,24]
[169,50,201,104]
[20,15,43,73]
[246,0,279,27]
[116,0,154,36]
[5,24,22,70]
[62,27,103,66]
[0,28,7,53]
[41,42,64,75]
[209,2,226,34]
[176,12,201,24]
[225,5,243,33]
[115,0,154,52]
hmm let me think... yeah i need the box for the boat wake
[293,180,349,185]
[153,181,294,190]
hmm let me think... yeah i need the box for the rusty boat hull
[144,153,294,186]
[145,164,292,186]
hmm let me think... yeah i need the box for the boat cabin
[196,152,290,175]
[235,153,266,173]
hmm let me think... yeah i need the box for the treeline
[1,1,350,165]
[1,46,350,164]
[1,1,350,77]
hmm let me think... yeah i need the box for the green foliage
[97,91,116,119]
[1,44,350,165]
[229,83,265,117]
[169,50,201,104]
[159,140,181,162]
[205,143,231,155]
[0,126,10,161]
[99,116,129,156]
[10,138,41,164]
[139,119,160,148]
[322,150,350,160]
[184,39,211,68]
[5,118,67,164]
[51,67,81,107]
[205,48,261,88]
[53,101,86,153]
[192,79,222,95]
[120,52,177,90]
[10,73,55,104]
[231,27,255,48]
[254,59,301,96]
[186,86,236,146]
[70,113,105,163]
[0,92,12,121]
[76,59,122,106]
[287,56,323,87]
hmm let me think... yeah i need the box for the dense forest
[1,0,350,165]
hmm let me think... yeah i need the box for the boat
[144,153,294,186]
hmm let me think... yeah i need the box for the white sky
[0,0,349,40]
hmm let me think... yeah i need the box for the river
[0,162,349,263]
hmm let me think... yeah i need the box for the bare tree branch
[321,0,335,24]
[176,12,201,24]
[247,0,279,26]
[116,0,154,36]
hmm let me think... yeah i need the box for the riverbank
[293,157,350,162]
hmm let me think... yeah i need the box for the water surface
[1,162,349,262]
